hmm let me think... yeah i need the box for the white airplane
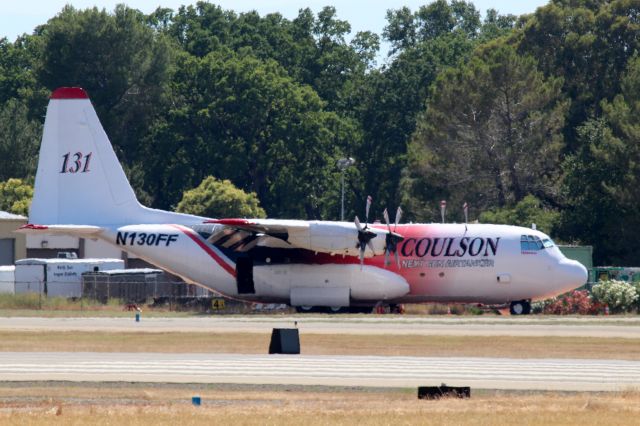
[19,87,587,315]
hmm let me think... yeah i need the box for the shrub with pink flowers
[541,290,594,315]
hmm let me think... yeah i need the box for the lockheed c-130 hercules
[19,87,588,315]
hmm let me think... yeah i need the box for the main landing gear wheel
[509,300,531,315]
[295,306,314,313]
[348,306,374,314]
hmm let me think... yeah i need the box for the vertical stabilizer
[29,87,202,226]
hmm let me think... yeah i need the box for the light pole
[337,157,355,221]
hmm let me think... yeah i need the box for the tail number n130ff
[116,232,178,247]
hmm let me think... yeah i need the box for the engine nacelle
[287,222,386,257]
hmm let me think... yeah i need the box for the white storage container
[0,265,15,294]
[15,258,124,297]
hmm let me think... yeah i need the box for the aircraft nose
[557,260,588,291]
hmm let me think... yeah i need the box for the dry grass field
[0,330,638,359]
[0,312,638,424]
[0,383,638,425]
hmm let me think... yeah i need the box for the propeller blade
[394,250,401,268]
[367,240,376,255]
[355,216,363,232]
[383,208,392,232]
[384,249,390,267]
[365,195,372,224]
[394,207,403,230]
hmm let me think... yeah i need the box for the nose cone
[557,260,588,292]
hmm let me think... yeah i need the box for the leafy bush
[467,305,484,315]
[0,178,33,216]
[591,280,638,313]
[633,282,640,311]
[543,290,594,315]
[532,298,556,314]
[176,176,266,219]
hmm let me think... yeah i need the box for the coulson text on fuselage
[400,237,500,258]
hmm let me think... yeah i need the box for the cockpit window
[530,235,544,250]
[521,235,547,251]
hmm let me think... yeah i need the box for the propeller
[383,206,405,268]
[355,195,376,267]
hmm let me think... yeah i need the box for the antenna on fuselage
[440,200,446,224]
[463,202,468,232]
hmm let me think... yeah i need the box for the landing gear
[294,306,372,314]
[509,300,531,315]
[348,306,374,314]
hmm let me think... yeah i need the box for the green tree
[479,195,560,235]
[559,119,621,262]
[356,31,476,212]
[518,0,640,149]
[166,2,233,57]
[403,43,568,221]
[37,5,175,167]
[357,4,516,213]
[145,51,355,219]
[480,9,517,41]
[164,4,369,114]
[0,35,48,113]
[0,99,41,180]
[176,176,266,219]
[560,56,640,264]
[0,178,33,216]
[384,1,481,54]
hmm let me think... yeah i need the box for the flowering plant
[591,280,638,313]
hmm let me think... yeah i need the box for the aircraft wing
[207,218,387,257]
[207,219,308,241]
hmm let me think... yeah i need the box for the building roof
[83,268,163,276]
[0,211,27,221]
[15,258,124,265]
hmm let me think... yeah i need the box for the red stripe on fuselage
[169,224,237,277]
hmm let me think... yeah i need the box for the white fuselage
[95,222,587,306]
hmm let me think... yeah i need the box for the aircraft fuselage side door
[236,256,255,294]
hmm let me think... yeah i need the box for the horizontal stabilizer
[16,224,105,236]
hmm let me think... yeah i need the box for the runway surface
[0,352,638,391]
[1,316,640,337]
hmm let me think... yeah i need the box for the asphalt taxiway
[1,316,639,391]
[0,316,639,337]
[0,352,638,391]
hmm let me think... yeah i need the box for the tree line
[0,0,638,265]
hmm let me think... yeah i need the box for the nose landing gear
[509,300,531,315]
